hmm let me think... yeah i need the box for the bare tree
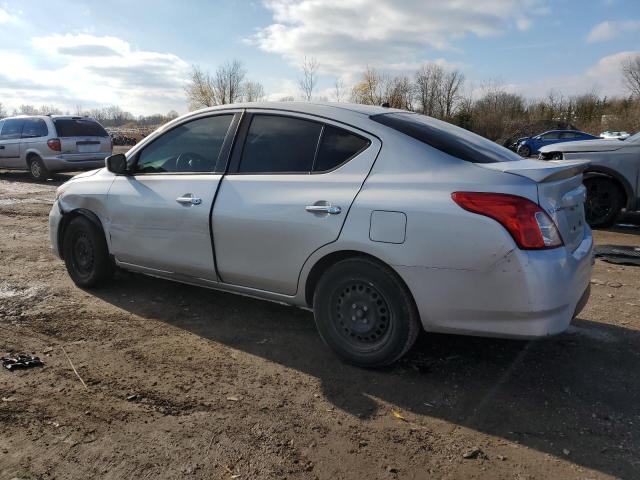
[414,64,444,117]
[622,55,640,97]
[16,104,39,115]
[0,102,6,118]
[243,80,265,102]
[298,56,319,101]
[278,96,295,102]
[213,60,246,105]
[351,67,386,105]
[185,65,216,110]
[39,104,62,115]
[385,75,413,109]
[74,104,84,116]
[440,70,465,119]
[333,78,346,102]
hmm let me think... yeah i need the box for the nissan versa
[49,103,593,367]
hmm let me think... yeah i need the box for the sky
[0,0,639,116]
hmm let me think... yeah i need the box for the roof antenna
[381,102,390,108]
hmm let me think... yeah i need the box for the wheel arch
[57,208,107,259]
[584,167,635,210]
[303,249,416,309]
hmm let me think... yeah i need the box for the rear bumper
[396,229,594,339]
[42,153,109,172]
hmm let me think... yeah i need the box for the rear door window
[313,126,370,172]
[53,118,108,137]
[371,112,521,163]
[21,119,48,138]
[135,115,233,173]
[0,119,25,140]
[238,115,322,173]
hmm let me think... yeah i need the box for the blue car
[516,130,598,157]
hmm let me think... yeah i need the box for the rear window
[370,112,521,164]
[53,118,108,137]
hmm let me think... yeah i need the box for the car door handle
[176,195,202,206]
[305,204,342,215]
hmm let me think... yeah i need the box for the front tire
[584,177,624,228]
[550,152,563,160]
[62,216,113,288]
[313,258,420,368]
[518,145,531,157]
[28,156,50,181]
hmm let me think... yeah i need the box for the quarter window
[314,126,370,172]
[0,119,25,140]
[238,115,322,173]
[542,132,561,140]
[21,119,48,138]
[136,115,233,173]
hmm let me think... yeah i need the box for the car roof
[189,101,405,118]
[1,114,98,121]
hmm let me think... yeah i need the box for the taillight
[47,138,61,152]
[451,192,563,250]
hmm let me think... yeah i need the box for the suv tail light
[47,138,61,152]
[451,192,563,250]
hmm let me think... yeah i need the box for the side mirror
[105,153,128,174]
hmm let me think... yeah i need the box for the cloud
[0,6,18,24]
[0,34,189,115]
[512,51,639,98]
[250,0,548,75]
[586,20,640,43]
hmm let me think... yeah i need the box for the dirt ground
[1,168,639,480]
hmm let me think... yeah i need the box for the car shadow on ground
[0,170,77,187]
[93,272,640,479]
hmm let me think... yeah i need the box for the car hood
[539,139,625,153]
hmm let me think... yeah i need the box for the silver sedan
[49,103,593,367]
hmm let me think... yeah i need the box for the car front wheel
[29,157,50,181]
[313,258,420,368]
[62,216,113,288]
[518,145,531,157]
[584,177,624,228]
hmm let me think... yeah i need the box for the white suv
[0,115,112,180]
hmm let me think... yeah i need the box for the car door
[212,111,380,295]
[0,119,25,168]
[540,131,561,149]
[106,112,240,281]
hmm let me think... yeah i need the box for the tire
[551,152,563,160]
[62,216,113,288]
[584,177,624,228]
[28,156,50,181]
[312,258,420,368]
[518,145,531,157]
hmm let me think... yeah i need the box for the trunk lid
[477,159,589,252]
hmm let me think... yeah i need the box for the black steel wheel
[551,152,563,160]
[62,216,113,288]
[313,257,420,367]
[584,177,624,228]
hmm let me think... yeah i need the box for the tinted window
[136,115,233,173]
[239,115,322,173]
[21,119,48,138]
[53,119,108,137]
[542,132,561,140]
[314,126,370,172]
[0,119,25,140]
[371,112,521,164]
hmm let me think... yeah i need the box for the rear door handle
[176,194,202,206]
[305,204,342,215]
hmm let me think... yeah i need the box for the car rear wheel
[62,216,113,288]
[518,145,531,157]
[584,177,624,228]
[29,156,50,181]
[313,258,420,368]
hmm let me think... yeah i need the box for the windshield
[371,112,522,163]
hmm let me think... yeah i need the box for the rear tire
[518,145,531,157]
[62,216,113,288]
[584,177,624,228]
[28,156,50,181]
[313,258,420,368]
